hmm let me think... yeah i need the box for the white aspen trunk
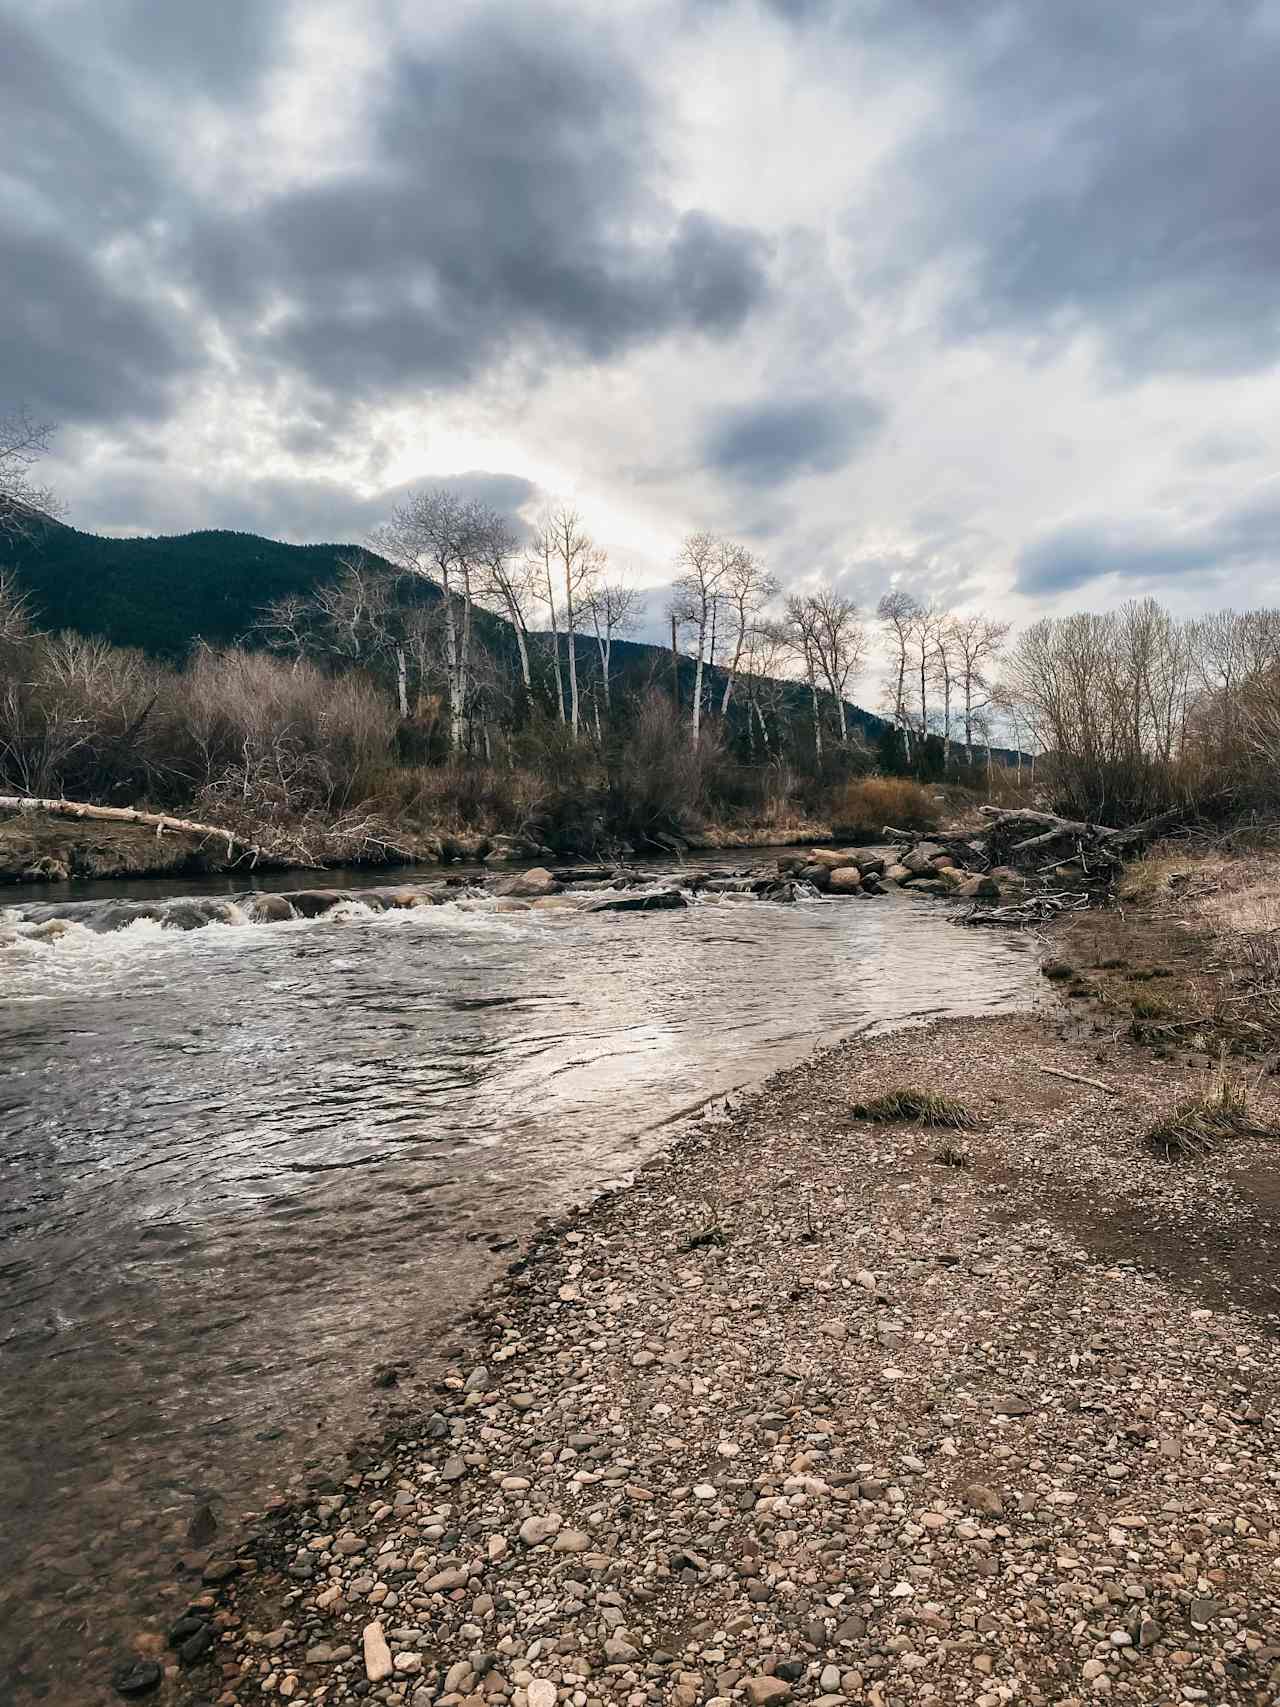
[458,563,475,754]
[543,560,565,722]
[441,562,464,753]
[755,699,771,752]
[395,646,408,719]
[564,568,580,740]
[720,618,746,716]
[809,670,823,763]
[510,612,531,692]
[706,600,718,719]
[691,598,708,746]
[942,670,952,762]
[836,692,848,744]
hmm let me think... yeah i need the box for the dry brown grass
[829,776,940,835]
[1142,1063,1266,1161]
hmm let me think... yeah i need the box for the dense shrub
[827,776,940,835]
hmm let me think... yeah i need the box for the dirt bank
[0,811,247,884]
[133,917,1280,1707]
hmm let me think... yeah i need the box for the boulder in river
[884,863,912,883]
[497,866,561,899]
[847,849,886,876]
[798,862,832,890]
[249,894,295,923]
[289,889,349,917]
[805,847,858,870]
[828,866,862,893]
[589,889,688,912]
[901,843,945,875]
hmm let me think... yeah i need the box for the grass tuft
[1143,1068,1263,1162]
[851,1087,979,1130]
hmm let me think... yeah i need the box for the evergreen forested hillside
[5,517,396,656]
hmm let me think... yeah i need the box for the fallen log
[0,795,260,861]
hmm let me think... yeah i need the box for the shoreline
[147,979,1280,1707]
[0,807,846,889]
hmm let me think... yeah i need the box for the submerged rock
[589,889,688,912]
[288,889,349,917]
[111,1658,162,1698]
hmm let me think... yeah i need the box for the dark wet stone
[288,889,349,917]
[169,1614,206,1647]
[179,1624,216,1664]
[186,1502,217,1548]
[588,889,688,913]
[112,1658,162,1697]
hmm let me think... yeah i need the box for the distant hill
[3,515,1027,764]
[3,516,394,656]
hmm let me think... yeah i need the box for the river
[0,854,1038,1703]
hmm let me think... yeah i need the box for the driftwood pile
[883,805,1185,929]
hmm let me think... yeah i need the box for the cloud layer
[5,0,1280,636]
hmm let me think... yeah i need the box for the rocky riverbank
[0,806,852,888]
[134,978,1280,1707]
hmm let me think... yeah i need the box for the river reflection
[0,862,1038,1702]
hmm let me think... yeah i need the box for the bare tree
[670,532,727,746]
[0,409,62,543]
[804,586,866,744]
[374,490,492,754]
[738,618,792,757]
[717,547,778,716]
[536,505,595,740]
[906,601,947,735]
[474,518,534,693]
[583,576,644,713]
[784,594,825,764]
[527,523,565,723]
[877,590,919,760]
[949,612,1011,759]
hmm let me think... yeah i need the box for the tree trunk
[670,612,680,709]
[441,564,464,753]
[691,609,707,746]
[395,646,409,719]
[565,572,580,740]
[543,564,565,722]
[809,672,823,763]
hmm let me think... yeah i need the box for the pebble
[362,1620,392,1683]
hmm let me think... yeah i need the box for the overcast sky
[7,0,1280,658]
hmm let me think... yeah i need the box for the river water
[0,855,1038,1702]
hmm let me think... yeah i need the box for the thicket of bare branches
[1006,598,1280,822]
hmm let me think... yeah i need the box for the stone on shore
[900,843,945,874]
[828,866,862,893]
[362,1621,393,1683]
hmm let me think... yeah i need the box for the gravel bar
[166,1014,1279,1707]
